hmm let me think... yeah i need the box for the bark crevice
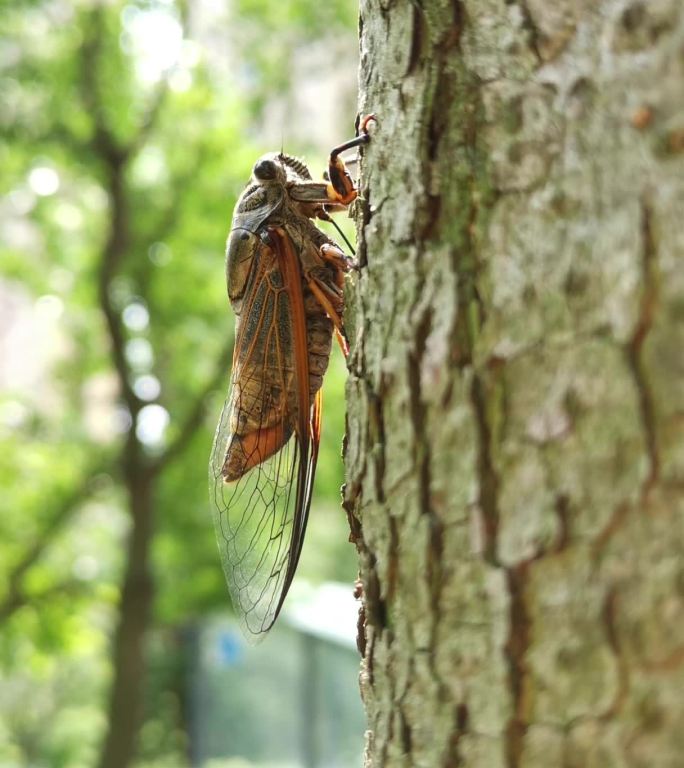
[598,587,631,721]
[504,0,543,65]
[625,195,660,494]
[503,563,532,768]
[470,372,502,565]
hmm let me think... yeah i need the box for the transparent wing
[209,406,310,637]
[209,228,319,640]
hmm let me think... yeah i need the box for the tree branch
[129,83,169,156]
[79,6,168,424]
[79,8,128,165]
[141,139,211,248]
[79,7,171,164]
[77,8,140,420]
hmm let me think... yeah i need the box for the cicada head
[251,153,287,185]
[252,152,314,185]
[231,154,287,233]
[250,150,311,178]
[232,152,316,233]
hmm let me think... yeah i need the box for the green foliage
[0,0,358,764]
[232,0,356,112]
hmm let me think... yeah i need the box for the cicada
[209,118,374,639]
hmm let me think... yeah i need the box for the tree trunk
[98,465,155,768]
[346,1,684,766]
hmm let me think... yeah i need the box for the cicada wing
[209,402,310,638]
[209,227,318,640]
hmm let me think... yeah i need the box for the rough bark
[346,1,684,766]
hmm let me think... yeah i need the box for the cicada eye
[253,158,277,181]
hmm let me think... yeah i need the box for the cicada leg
[319,243,355,288]
[288,114,377,208]
[326,113,377,206]
[304,270,348,358]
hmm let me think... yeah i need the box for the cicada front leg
[293,115,377,357]
[326,113,376,205]
[288,114,376,208]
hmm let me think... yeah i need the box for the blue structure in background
[188,583,365,768]
[215,630,244,667]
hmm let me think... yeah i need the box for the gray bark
[345,1,684,766]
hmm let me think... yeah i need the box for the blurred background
[0,1,363,766]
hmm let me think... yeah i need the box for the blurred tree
[1,2,241,763]
[347,1,684,765]
[0,0,358,766]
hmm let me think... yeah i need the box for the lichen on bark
[345,1,684,766]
